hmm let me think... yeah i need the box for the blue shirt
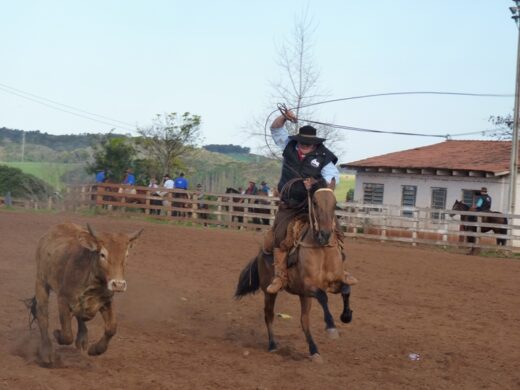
[174,177,188,189]
[271,126,340,184]
[95,171,105,183]
[124,174,136,185]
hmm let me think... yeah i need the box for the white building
[341,140,516,213]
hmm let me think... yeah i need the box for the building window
[401,185,417,217]
[462,189,479,207]
[431,187,447,220]
[363,183,384,204]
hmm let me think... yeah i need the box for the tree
[87,136,136,182]
[137,112,201,177]
[250,10,344,157]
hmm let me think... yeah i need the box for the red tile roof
[341,140,513,175]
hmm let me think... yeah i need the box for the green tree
[137,112,201,177]
[87,136,136,182]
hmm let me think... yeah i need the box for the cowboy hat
[289,125,325,145]
[481,187,488,193]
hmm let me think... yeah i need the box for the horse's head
[310,188,337,246]
[450,199,469,217]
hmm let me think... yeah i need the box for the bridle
[308,188,336,241]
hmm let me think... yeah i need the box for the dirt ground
[0,210,519,390]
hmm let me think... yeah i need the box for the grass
[0,161,81,190]
[334,174,355,202]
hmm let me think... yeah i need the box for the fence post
[412,210,419,246]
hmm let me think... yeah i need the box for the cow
[28,223,143,366]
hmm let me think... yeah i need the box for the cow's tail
[234,256,260,299]
[22,297,37,328]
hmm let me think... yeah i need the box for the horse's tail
[234,256,260,299]
[22,296,37,328]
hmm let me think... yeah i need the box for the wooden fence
[2,184,520,251]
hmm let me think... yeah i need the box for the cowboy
[264,109,355,294]
[473,187,492,212]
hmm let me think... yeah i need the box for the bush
[0,165,54,200]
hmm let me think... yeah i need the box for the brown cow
[30,223,143,366]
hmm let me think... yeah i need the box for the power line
[0,82,136,132]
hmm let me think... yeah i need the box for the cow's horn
[129,228,144,242]
[86,223,97,238]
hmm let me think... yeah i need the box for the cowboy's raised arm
[270,110,297,149]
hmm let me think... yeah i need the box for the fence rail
[2,184,520,250]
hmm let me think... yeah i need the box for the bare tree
[137,112,201,176]
[251,10,344,157]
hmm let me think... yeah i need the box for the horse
[225,187,245,223]
[235,188,353,362]
[451,200,508,253]
[172,190,190,217]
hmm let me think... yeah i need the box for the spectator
[245,180,258,195]
[174,172,189,190]
[95,169,107,183]
[148,177,161,215]
[162,174,175,190]
[123,169,136,185]
[238,186,244,194]
[260,181,270,195]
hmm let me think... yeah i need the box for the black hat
[481,187,488,193]
[289,125,325,145]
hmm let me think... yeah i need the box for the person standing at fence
[95,169,107,183]
[123,169,136,185]
[472,187,492,212]
[245,180,258,195]
[174,173,189,190]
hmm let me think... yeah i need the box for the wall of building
[353,172,510,212]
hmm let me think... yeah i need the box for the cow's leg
[35,280,55,365]
[53,295,73,345]
[340,283,353,323]
[264,292,278,352]
[88,302,116,356]
[314,289,339,339]
[300,296,321,362]
[75,317,88,351]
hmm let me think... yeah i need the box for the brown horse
[451,200,508,252]
[225,187,245,223]
[235,188,352,362]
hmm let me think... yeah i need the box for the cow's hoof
[326,328,339,339]
[340,310,353,324]
[310,353,324,364]
[88,344,105,356]
[38,345,56,367]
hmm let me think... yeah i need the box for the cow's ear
[128,228,144,242]
[78,234,99,252]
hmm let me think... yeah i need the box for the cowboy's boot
[266,248,288,294]
[263,228,274,255]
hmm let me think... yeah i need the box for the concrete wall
[353,172,511,212]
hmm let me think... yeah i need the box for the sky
[0,1,517,164]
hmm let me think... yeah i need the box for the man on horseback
[265,108,355,294]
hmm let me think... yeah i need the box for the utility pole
[21,131,25,162]
[508,0,520,214]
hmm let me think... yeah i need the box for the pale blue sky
[0,1,517,163]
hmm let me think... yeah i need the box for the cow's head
[78,224,143,292]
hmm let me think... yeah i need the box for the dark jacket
[476,194,492,211]
[277,140,337,206]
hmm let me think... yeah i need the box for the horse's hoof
[268,341,278,352]
[310,353,324,364]
[340,310,353,324]
[326,328,339,339]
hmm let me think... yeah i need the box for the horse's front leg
[314,289,339,339]
[299,296,321,362]
[264,292,278,352]
[88,301,116,356]
[340,283,353,323]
